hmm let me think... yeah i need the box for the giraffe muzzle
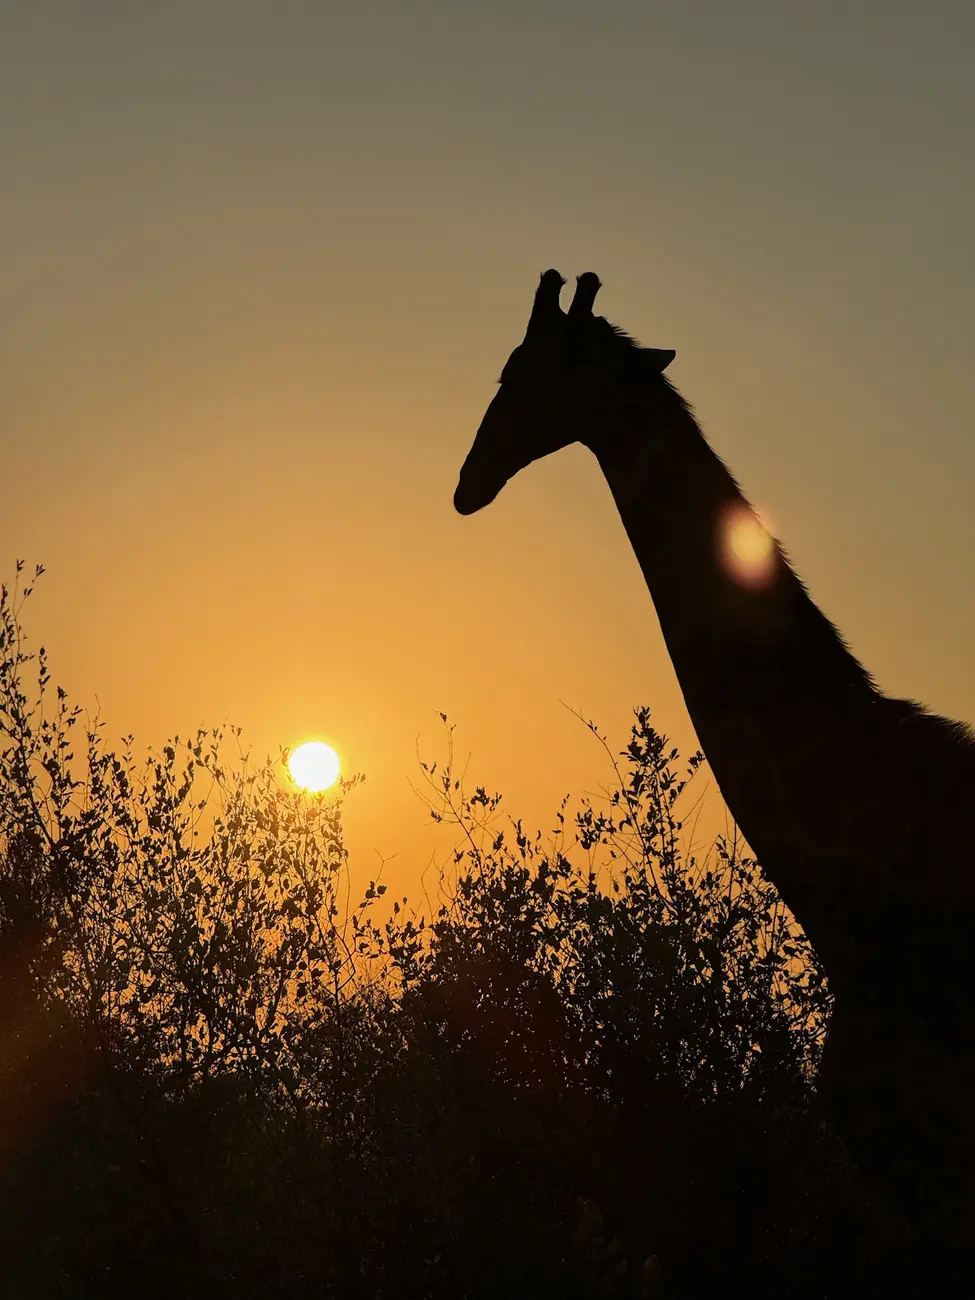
[453,467,499,515]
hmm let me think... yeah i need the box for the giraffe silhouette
[453,270,975,1272]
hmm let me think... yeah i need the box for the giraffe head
[453,270,676,515]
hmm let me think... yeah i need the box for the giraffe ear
[644,348,676,372]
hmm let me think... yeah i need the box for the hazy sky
[3,1,973,887]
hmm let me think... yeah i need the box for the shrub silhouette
[1,569,902,1298]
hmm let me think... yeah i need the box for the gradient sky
[3,1,973,891]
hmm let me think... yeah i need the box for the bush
[1,568,889,1298]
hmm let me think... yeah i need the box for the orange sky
[3,2,973,898]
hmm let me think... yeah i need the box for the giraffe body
[454,271,975,1267]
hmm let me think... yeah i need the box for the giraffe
[453,270,975,1276]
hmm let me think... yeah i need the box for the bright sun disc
[288,741,341,793]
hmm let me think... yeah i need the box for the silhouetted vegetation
[1,568,904,1297]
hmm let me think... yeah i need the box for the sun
[287,740,341,793]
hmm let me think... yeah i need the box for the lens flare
[719,503,777,589]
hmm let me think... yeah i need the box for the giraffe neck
[589,386,881,961]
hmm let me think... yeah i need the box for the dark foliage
[1,569,902,1297]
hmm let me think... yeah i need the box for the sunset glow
[2,4,973,1287]
[287,741,341,793]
